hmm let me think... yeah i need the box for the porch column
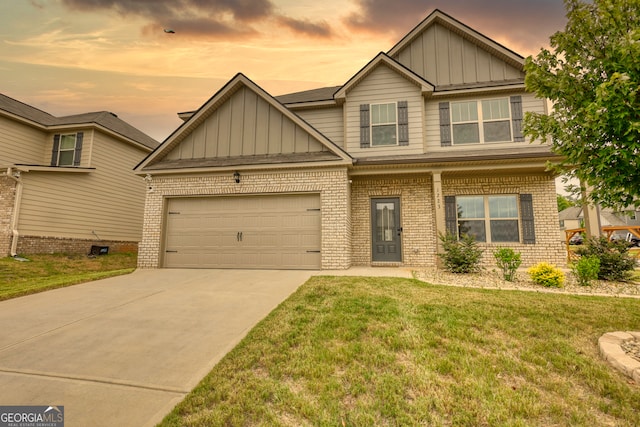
[432,171,445,253]
[581,184,601,238]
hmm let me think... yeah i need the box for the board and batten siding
[295,107,344,149]
[17,131,148,242]
[165,86,328,161]
[0,116,48,166]
[392,22,524,86]
[345,66,424,157]
[424,92,546,152]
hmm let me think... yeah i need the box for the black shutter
[360,104,370,148]
[439,102,452,146]
[73,132,84,166]
[444,196,458,236]
[51,134,60,166]
[397,101,409,146]
[510,96,524,142]
[520,193,536,244]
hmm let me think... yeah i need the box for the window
[456,195,520,242]
[451,98,512,144]
[51,132,83,167]
[58,134,77,166]
[370,103,397,146]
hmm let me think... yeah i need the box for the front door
[371,198,402,262]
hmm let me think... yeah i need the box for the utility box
[90,245,109,256]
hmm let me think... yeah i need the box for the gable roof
[334,52,435,101]
[0,93,159,150]
[277,9,525,106]
[388,9,524,70]
[136,73,352,173]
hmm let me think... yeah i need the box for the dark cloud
[59,0,334,39]
[345,0,567,54]
[278,16,332,38]
[61,0,273,21]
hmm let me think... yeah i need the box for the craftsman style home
[135,9,565,270]
[0,93,158,256]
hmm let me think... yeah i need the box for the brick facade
[351,174,437,267]
[350,172,565,269]
[138,168,351,269]
[443,174,566,268]
[142,170,564,270]
[0,176,16,256]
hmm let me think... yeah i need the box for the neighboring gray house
[0,93,159,256]
[134,9,565,270]
[559,205,640,239]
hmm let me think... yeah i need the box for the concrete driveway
[0,269,314,427]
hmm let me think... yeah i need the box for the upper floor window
[451,98,512,144]
[51,132,83,167]
[439,96,523,147]
[359,101,408,148]
[371,103,397,146]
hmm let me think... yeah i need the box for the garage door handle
[237,232,243,242]
[165,250,178,253]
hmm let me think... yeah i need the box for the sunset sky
[1,0,567,142]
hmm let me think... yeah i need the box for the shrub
[493,247,522,282]
[528,262,565,288]
[570,255,600,286]
[438,232,483,274]
[575,237,636,281]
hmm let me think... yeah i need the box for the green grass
[160,276,640,427]
[0,252,137,300]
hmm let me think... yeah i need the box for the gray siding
[0,116,47,166]
[424,92,547,152]
[345,65,424,157]
[295,107,344,148]
[165,86,328,161]
[18,130,148,242]
[393,23,523,86]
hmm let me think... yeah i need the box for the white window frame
[370,102,398,147]
[456,195,521,243]
[451,97,513,145]
[57,133,78,167]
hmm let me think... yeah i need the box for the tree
[557,194,576,211]
[524,0,640,209]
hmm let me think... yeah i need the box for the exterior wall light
[234,171,240,183]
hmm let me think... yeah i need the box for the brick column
[0,176,16,256]
[432,171,445,253]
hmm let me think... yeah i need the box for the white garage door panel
[164,194,321,269]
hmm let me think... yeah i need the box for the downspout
[4,167,23,257]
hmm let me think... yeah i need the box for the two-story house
[134,9,565,270]
[0,93,158,256]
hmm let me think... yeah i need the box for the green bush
[493,247,522,282]
[528,262,565,288]
[575,237,636,281]
[570,255,600,286]
[438,232,483,274]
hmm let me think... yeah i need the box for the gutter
[2,167,23,256]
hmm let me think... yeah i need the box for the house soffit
[136,73,352,172]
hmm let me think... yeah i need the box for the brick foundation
[15,235,138,256]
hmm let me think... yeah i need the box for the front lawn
[161,276,640,427]
[0,252,136,300]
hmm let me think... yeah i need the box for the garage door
[163,194,321,269]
